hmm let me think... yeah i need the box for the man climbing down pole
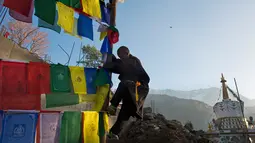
[103,46,150,139]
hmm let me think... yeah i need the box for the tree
[7,19,49,57]
[77,45,102,68]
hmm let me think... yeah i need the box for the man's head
[117,46,130,60]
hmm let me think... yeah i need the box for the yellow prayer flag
[92,84,110,111]
[64,18,82,39]
[78,94,96,103]
[57,2,74,33]
[99,31,107,41]
[103,113,109,133]
[69,66,87,94]
[83,111,100,143]
[81,0,101,19]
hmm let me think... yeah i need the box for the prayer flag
[78,94,96,103]
[97,24,108,32]
[28,62,50,95]
[0,60,2,96]
[81,0,101,19]
[46,93,79,108]
[103,113,109,133]
[9,0,34,23]
[83,111,99,143]
[59,111,82,143]
[2,61,27,96]
[0,110,3,137]
[77,14,93,40]
[100,32,107,41]
[98,112,104,137]
[59,0,82,9]
[84,68,97,94]
[1,61,40,110]
[69,66,87,94]
[99,0,110,24]
[100,36,111,54]
[92,84,110,111]
[34,0,56,25]
[108,26,119,44]
[38,10,61,34]
[98,112,109,138]
[57,2,75,34]
[50,64,71,93]
[2,94,41,110]
[1,112,38,143]
[64,18,82,39]
[40,112,61,143]
[4,0,32,16]
[94,68,111,86]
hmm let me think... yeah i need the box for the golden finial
[221,73,229,99]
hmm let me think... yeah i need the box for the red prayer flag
[3,0,33,17]
[28,62,50,95]
[0,60,2,96]
[1,94,41,110]
[2,61,27,96]
[9,0,34,23]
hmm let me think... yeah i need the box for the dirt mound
[120,107,212,143]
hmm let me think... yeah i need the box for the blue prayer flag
[100,36,111,54]
[0,110,3,140]
[77,14,93,41]
[84,68,97,94]
[100,1,110,25]
[1,112,38,143]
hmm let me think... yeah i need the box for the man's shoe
[107,132,119,140]
[107,105,117,115]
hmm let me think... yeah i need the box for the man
[103,46,150,139]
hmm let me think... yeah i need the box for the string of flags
[0,0,120,55]
[0,110,109,143]
[0,0,123,142]
[0,60,112,110]
[0,59,112,142]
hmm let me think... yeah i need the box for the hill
[144,94,214,130]
[149,87,255,107]
[144,94,255,130]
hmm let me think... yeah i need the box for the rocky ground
[109,107,213,143]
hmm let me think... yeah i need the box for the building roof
[0,36,44,62]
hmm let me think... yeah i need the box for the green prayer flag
[59,111,82,143]
[45,93,79,108]
[98,112,105,137]
[34,0,56,25]
[38,10,61,33]
[50,64,72,93]
[94,68,111,86]
[59,0,82,9]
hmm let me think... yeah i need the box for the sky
[4,0,255,99]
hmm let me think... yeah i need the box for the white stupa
[212,74,248,143]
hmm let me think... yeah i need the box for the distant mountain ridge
[149,87,255,107]
[144,94,255,130]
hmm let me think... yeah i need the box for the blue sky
[4,0,255,99]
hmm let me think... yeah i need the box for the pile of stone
[120,107,212,143]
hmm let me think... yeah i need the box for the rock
[143,107,152,114]
[119,110,212,143]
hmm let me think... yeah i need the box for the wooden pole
[100,1,117,143]
[101,0,117,112]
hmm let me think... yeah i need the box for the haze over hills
[144,94,214,130]
[145,94,255,130]
[149,87,255,107]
